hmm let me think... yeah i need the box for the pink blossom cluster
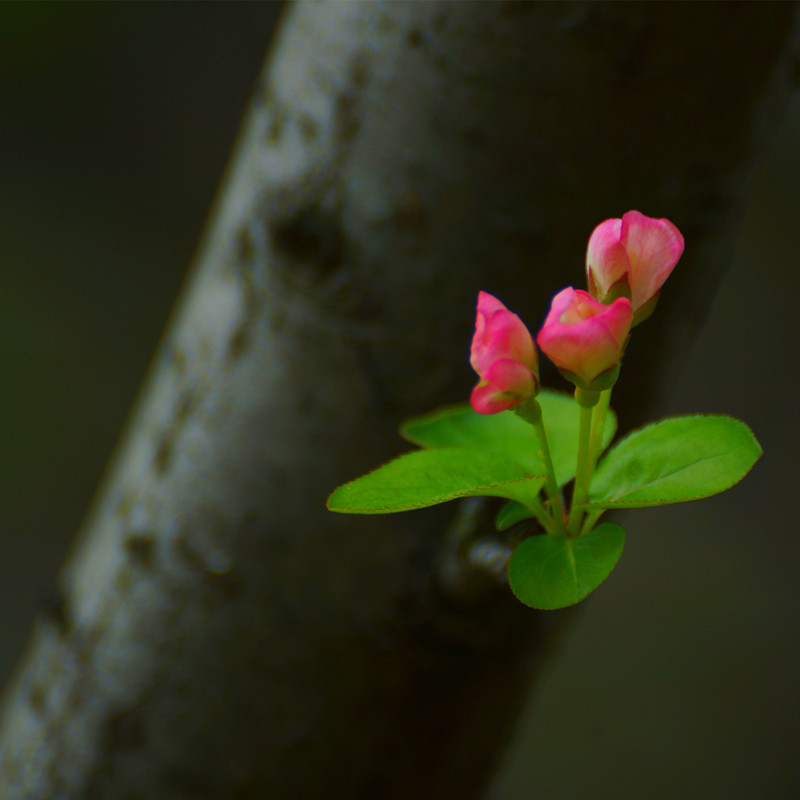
[470,211,684,414]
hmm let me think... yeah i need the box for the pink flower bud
[586,211,684,322]
[537,288,633,389]
[469,291,538,414]
[470,291,538,376]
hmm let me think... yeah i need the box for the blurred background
[1,4,798,798]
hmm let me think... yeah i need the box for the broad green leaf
[401,390,617,486]
[327,448,544,514]
[583,415,762,509]
[496,500,536,531]
[508,523,625,610]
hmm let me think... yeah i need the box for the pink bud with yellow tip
[537,287,633,390]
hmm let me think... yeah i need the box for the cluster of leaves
[328,390,761,609]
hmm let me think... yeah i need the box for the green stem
[580,509,604,536]
[515,398,567,535]
[527,499,557,536]
[587,388,612,473]
[573,387,614,537]
[567,388,599,537]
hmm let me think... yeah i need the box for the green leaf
[583,415,762,509]
[327,448,544,514]
[495,500,536,532]
[401,389,617,486]
[507,523,625,610]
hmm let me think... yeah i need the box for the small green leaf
[508,523,625,610]
[495,500,535,531]
[401,390,616,486]
[583,415,762,509]
[327,448,544,514]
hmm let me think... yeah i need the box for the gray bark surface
[1,2,797,798]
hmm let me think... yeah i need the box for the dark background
[1,4,798,799]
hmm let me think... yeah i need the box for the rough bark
[1,2,797,798]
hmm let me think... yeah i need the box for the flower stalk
[587,388,612,473]
[567,388,600,537]
[515,398,567,536]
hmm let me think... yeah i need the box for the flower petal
[470,292,537,376]
[586,218,629,302]
[470,359,537,414]
[620,211,685,310]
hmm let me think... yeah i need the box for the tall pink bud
[470,291,539,414]
[586,210,684,324]
[537,288,633,390]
